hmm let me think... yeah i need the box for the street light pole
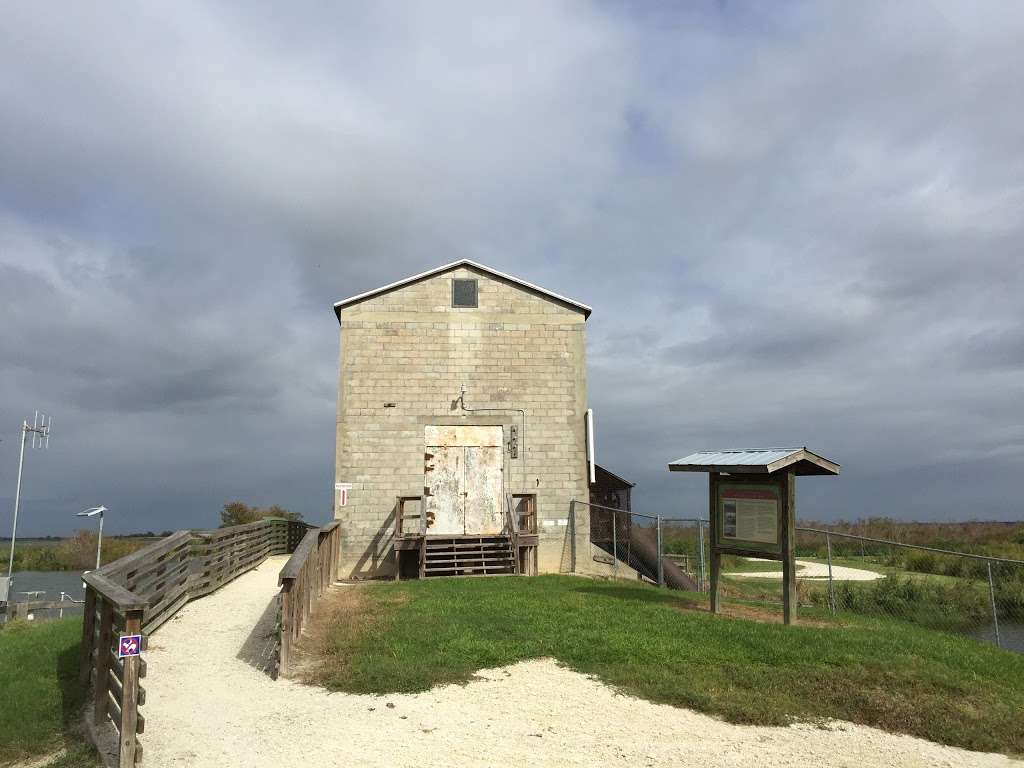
[97,511,104,569]
[77,507,108,570]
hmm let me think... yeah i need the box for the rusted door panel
[425,426,502,448]
[425,446,464,535]
[464,446,504,535]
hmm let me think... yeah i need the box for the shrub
[220,502,303,527]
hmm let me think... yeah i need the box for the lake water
[970,621,1024,654]
[1,570,87,622]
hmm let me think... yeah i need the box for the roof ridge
[333,259,592,320]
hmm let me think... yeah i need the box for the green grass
[0,618,100,766]
[721,557,802,573]
[311,575,1024,755]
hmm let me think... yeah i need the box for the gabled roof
[593,464,636,488]
[668,448,840,476]
[333,259,592,321]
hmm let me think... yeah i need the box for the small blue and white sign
[118,634,142,658]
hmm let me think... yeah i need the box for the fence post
[118,608,143,768]
[656,514,664,587]
[611,508,618,581]
[826,532,836,615]
[94,598,113,725]
[279,581,292,677]
[987,562,1001,649]
[697,520,705,593]
[79,587,97,687]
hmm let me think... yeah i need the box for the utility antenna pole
[2,411,52,604]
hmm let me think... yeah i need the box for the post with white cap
[77,506,109,570]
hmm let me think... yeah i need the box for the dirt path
[726,558,884,581]
[141,556,1016,768]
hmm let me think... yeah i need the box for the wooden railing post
[119,608,143,767]
[94,598,113,725]
[279,580,293,677]
[79,587,97,687]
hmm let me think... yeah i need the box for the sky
[1,2,1022,537]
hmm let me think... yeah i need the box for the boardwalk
[141,556,1017,768]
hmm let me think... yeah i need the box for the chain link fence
[790,528,1024,651]
[581,499,1024,653]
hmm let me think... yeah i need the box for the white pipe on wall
[586,408,596,485]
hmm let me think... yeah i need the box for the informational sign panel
[716,482,781,554]
[118,634,142,658]
[721,486,778,544]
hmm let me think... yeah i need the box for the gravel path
[141,556,1017,768]
[726,558,885,581]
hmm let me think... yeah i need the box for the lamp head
[77,505,108,517]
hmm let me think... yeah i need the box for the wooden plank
[278,530,319,581]
[118,609,143,767]
[79,588,97,687]
[83,573,148,611]
[124,551,191,597]
[94,599,114,725]
[142,591,189,635]
[279,585,292,677]
[99,531,192,580]
[781,471,797,626]
[106,668,146,707]
[709,473,721,615]
[110,654,146,681]
[107,689,122,732]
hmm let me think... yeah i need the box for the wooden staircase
[421,535,517,577]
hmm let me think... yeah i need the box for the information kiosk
[668,448,840,625]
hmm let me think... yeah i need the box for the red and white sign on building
[335,482,352,507]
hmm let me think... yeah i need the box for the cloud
[0,1,1022,536]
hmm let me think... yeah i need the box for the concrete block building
[332,260,599,579]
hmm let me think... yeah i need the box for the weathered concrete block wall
[334,265,592,578]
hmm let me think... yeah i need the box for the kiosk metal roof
[668,448,840,476]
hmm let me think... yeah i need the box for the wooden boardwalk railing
[79,517,315,767]
[277,521,342,678]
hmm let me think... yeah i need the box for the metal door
[464,446,503,534]
[424,426,503,535]
[424,446,464,535]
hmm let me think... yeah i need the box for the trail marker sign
[118,634,142,658]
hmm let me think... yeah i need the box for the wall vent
[452,278,478,308]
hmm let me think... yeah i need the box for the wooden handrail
[79,517,313,767]
[505,494,521,575]
[277,521,342,678]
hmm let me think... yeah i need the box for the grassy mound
[301,575,1024,756]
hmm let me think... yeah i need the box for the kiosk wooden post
[669,448,839,626]
[708,473,721,615]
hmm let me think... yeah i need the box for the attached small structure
[669,447,839,623]
[333,260,612,579]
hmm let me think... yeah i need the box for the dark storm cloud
[0,1,1022,536]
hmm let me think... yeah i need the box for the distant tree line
[219,501,303,528]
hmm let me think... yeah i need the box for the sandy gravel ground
[140,556,1017,768]
[726,558,884,581]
